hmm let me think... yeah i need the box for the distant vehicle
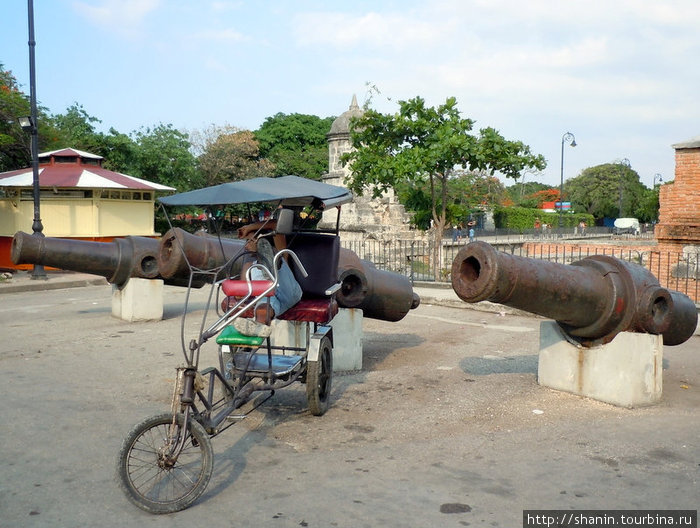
[613,217,641,235]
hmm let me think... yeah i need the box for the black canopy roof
[159,175,352,208]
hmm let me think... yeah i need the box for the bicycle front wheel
[117,413,213,514]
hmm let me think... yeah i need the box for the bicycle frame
[171,248,309,440]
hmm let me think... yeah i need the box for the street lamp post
[618,158,630,218]
[25,0,46,279]
[559,132,576,228]
[652,173,663,223]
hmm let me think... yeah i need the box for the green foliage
[505,180,550,207]
[342,95,545,280]
[254,113,334,180]
[47,104,141,173]
[493,206,594,230]
[132,124,201,191]
[566,162,648,221]
[196,127,275,186]
[49,103,102,151]
[636,186,661,223]
[99,128,138,172]
[343,95,545,234]
[400,171,507,230]
[0,64,29,171]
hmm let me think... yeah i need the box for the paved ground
[0,273,698,527]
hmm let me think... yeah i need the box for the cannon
[157,229,420,322]
[156,227,247,281]
[336,248,420,322]
[451,241,697,346]
[10,231,195,287]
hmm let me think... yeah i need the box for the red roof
[0,148,174,191]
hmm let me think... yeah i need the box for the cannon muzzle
[337,248,420,322]
[11,231,163,287]
[451,241,697,346]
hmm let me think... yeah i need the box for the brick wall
[522,242,655,261]
[652,138,700,300]
[655,140,700,243]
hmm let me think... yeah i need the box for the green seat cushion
[216,325,265,347]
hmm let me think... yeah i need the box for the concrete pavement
[0,273,698,527]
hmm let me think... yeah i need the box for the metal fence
[340,235,700,303]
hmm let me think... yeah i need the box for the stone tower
[320,95,414,241]
[654,135,700,301]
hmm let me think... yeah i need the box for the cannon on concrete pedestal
[11,231,171,287]
[12,227,421,323]
[451,241,697,346]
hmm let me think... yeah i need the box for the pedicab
[117,176,353,513]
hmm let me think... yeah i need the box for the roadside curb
[0,274,108,294]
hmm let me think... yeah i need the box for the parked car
[613,217,641,235]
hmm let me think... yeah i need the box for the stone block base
[537,321,663,407]
[328,308,363,371]
[112,278,164,322]
[270,307,363,372]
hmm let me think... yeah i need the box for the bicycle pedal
[225,414,247,422]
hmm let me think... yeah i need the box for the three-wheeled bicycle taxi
[117,176,353,513]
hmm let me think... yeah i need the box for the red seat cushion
[220,297,336,324]
[221,279,275,297]
[278,298,338,324]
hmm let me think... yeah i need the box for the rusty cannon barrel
[450,241,697,346]
[336,248,420,322]
[11,231,164,287]
[156,227,247,281]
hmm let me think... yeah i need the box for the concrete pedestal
[270,308,363,372]
[328,308,363,371]
[111,278,164,322]
[537,321,663,407]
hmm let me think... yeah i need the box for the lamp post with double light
[19,0,46,279]
[559,132,576,228]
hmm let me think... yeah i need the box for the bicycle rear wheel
[117,412,213,514]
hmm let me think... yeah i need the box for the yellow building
[0,148,174,269]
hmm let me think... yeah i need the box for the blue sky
[2,0,698,189]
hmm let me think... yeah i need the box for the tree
[99,128,138,173]
[194,125,275,186]
[506,181,552,208]
[0,63,60,171]
[132,124,200,191]
[343,96,545,279]
[49,103,103,152]
[636,186,661,223]
[254,113,335,180]
[566,162,648,221]
[0,64,31,171]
